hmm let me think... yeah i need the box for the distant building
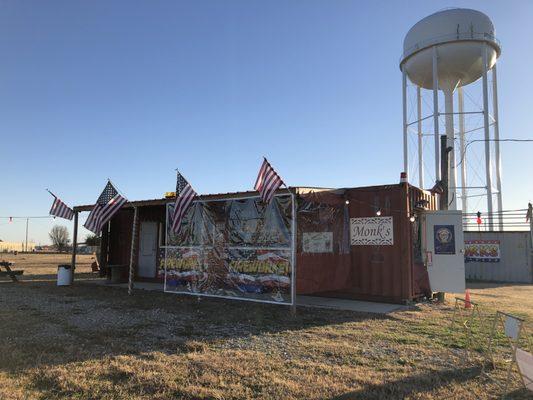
[0,241,36,252]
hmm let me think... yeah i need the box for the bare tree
[49,226,70,252]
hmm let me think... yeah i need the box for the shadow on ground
[330,365,530,399]
[0,273,397,374]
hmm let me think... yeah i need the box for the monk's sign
[350,217,394,245]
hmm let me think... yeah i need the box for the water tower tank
[399,8,503,230]
[401,8,500,91]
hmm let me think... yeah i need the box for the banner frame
[163,193,296,306]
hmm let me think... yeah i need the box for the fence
[465,231,533,283]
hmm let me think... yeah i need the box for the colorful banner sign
[164,195,294,304]
[464,240,500,262]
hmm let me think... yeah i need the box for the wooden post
[100,221,110,278]
[440,135,450,211]
[437,134,451,303]
[401,180,412,303]
[70,211,78,284]
[128,207,139,295]
[290,192,297,316]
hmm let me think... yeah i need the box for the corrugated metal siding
[347,185,411,302]
[107,206,166,279]
[465,231,533,283]
[296,184,436,303]
[108,209,134,266]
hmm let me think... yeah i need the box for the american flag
[84,181,127,234]
[254,158,285,204]
[48,192,74,220]
[171,172,197,234]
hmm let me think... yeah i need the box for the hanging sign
[464,240,501,262]
[350,217,393,245]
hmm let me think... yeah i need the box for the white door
[138,221,158,278]
[423,210,466,293]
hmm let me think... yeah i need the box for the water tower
[400,8,503,230]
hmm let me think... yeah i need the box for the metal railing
[400,31,501,64]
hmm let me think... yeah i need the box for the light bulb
[376,210,381,216]
[345,200,350,205]
[410,216,416,222]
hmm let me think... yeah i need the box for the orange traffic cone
[465,289,472,309]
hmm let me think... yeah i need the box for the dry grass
[0,253,532,399]
[0,252,94,280]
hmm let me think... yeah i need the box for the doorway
[138,221,158,278]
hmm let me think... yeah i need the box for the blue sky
[0,0,531,244]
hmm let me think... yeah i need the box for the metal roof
[72,184,418,212]
[73,187,319,212]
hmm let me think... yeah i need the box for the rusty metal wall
[346,185,412,302]
[107,206,166,279]
[108,209,133,266]
[296,184,435,303]
[465,231,533,283]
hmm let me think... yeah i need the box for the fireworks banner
[464,240,501,263]
[164,194,294,304]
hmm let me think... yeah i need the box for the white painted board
[423,210,466,293]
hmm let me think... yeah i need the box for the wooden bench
[0,261,24,282]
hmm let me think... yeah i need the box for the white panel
[138,221,158,278]
[423,210,466,293]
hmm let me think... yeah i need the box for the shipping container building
[74,183,437,304]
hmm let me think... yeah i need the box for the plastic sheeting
[296,186,432,302]
[164,194,294,304]
[296,191,352,295]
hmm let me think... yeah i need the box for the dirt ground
[0,253,532,399]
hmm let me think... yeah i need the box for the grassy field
[0,253,532,399]
[0,252,95,281]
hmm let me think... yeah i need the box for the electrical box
[421,210,466,293]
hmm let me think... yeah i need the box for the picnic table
[0,261,24,282]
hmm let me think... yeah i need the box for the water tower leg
[444,89,457,210]
[492,65,504,230]
[432,46,441,183]
[402,68,408,176]
[417,86,424,188]
[458,87,467,217]
[482,44,494,230]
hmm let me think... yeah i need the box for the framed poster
[434,225,456,254]
[302,232,333,253]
